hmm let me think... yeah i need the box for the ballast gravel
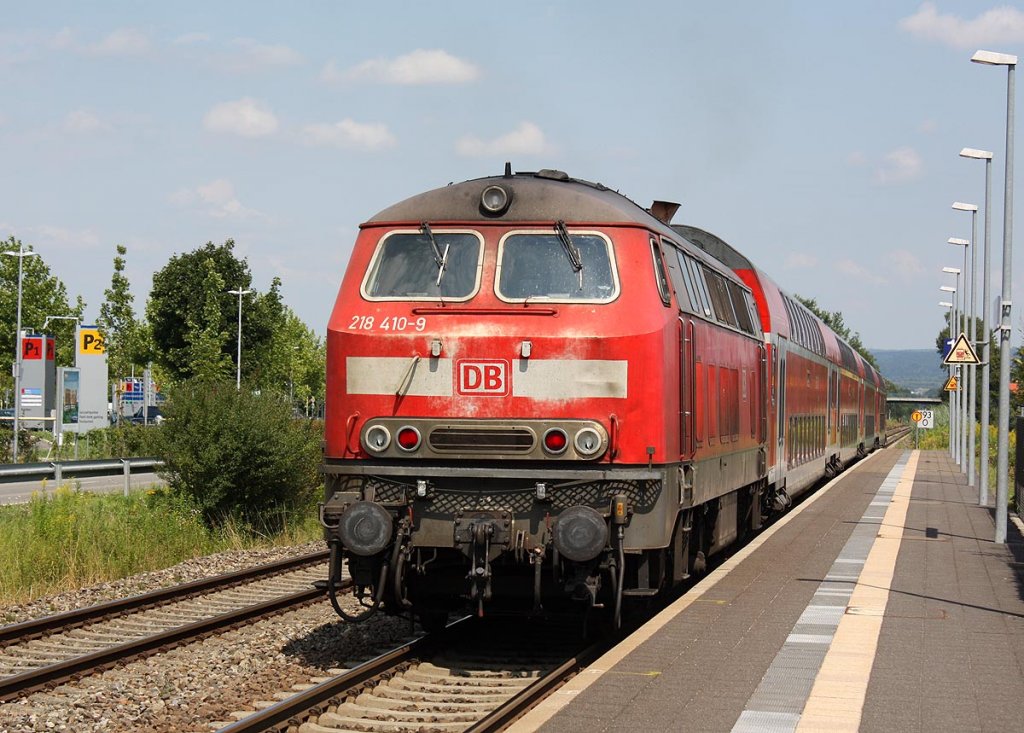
[0,597,415,732]
[0,541,325,626]
[0,543,419,732]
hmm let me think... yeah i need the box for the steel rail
[215,628,446,733]
[0,549,329,646]
[0,584,335,702]
[465,638,608,733]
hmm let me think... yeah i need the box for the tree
[795,295,878,369]
[185,259,233,382]
[0,236,85,403]
[97,244,150,378]
[146,240,285,383]
[256,306,326,410]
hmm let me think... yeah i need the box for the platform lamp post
[971,49,1015,544]
[941,273,960,463]
[948,236,971,479]
[952,210,979,489]
[226,288,252,390]
[2,242,39,463]
[940,299,955,456]
[960,148,994,506]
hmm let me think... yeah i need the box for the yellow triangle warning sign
[943,333,980,365]
[944,375,959,391]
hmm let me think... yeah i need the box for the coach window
[362,229,483,301]
[650,237,672,306]
[496,230,618,303]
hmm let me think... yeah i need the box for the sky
[2,1,1023,352]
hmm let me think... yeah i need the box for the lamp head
[971,50,1018,66]
[960,147,993,160]
[952,202,978,212]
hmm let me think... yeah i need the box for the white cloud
[884,249,924,280]
[325,49,480,85]
[874,147,923,185]
[203,98,278,138]
[836,258,886,285]
[174,32,212,45]
[900,2,1024,49]
[63,109,108,133]
[171,179,265,220]
[85,28,151,57]
[25,224,101,250]
[784,252,818,269]
[300,119,397,151]
[216,38,303,72]
[456,122,554,157]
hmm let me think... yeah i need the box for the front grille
[428,427,535,453]
[363,475,662,514]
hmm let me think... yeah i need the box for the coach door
[774,337,788,483]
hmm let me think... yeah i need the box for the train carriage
[320,168,884,629]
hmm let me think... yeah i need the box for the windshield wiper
[555,220,584,290]
[421,222,450,287]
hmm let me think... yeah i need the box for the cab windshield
[496,231,617,302]
[362,230,482,300]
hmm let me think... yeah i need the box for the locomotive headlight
[480,185,511,215]
[574,427,604,457]
[338,501,393,556]
[542,428,569,455]
[363,425,391,453]
[553,506,609,562]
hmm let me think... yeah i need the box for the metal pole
[12,245,25,463]
[961,244,968,475]
[995,62,1014,545]
[953,274,960,466]
[236,292,243,389]
[967,210,977,487]
[980,156,992,506]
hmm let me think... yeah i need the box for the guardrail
[0,457,164,495]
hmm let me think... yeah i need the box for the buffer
[943,333,980,365]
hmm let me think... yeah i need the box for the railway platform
[513,448,1024,732]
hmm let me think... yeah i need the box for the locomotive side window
[496,230,618,302]
[704,269,738,328]
[679,253,712,318]
[362,230,483,301]
[649,237,672,306]
[661,241,694,312]
[728,281,755,334]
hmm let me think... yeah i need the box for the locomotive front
[321,170,678,628]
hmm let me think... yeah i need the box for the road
[0,471,167,505]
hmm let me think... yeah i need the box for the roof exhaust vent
[650,201,681,224]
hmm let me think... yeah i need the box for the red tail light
[396,426,422,451]
[543,428,568,455]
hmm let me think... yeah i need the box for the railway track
[0,550,336,701]
[217,617,605,733]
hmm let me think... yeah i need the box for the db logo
[457,360,509,396]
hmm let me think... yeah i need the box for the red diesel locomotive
[321,167,885,629]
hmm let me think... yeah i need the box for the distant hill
[872,349,946,395]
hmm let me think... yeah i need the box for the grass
[0,484,323,607]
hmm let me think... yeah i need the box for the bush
[158,379,322,528]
